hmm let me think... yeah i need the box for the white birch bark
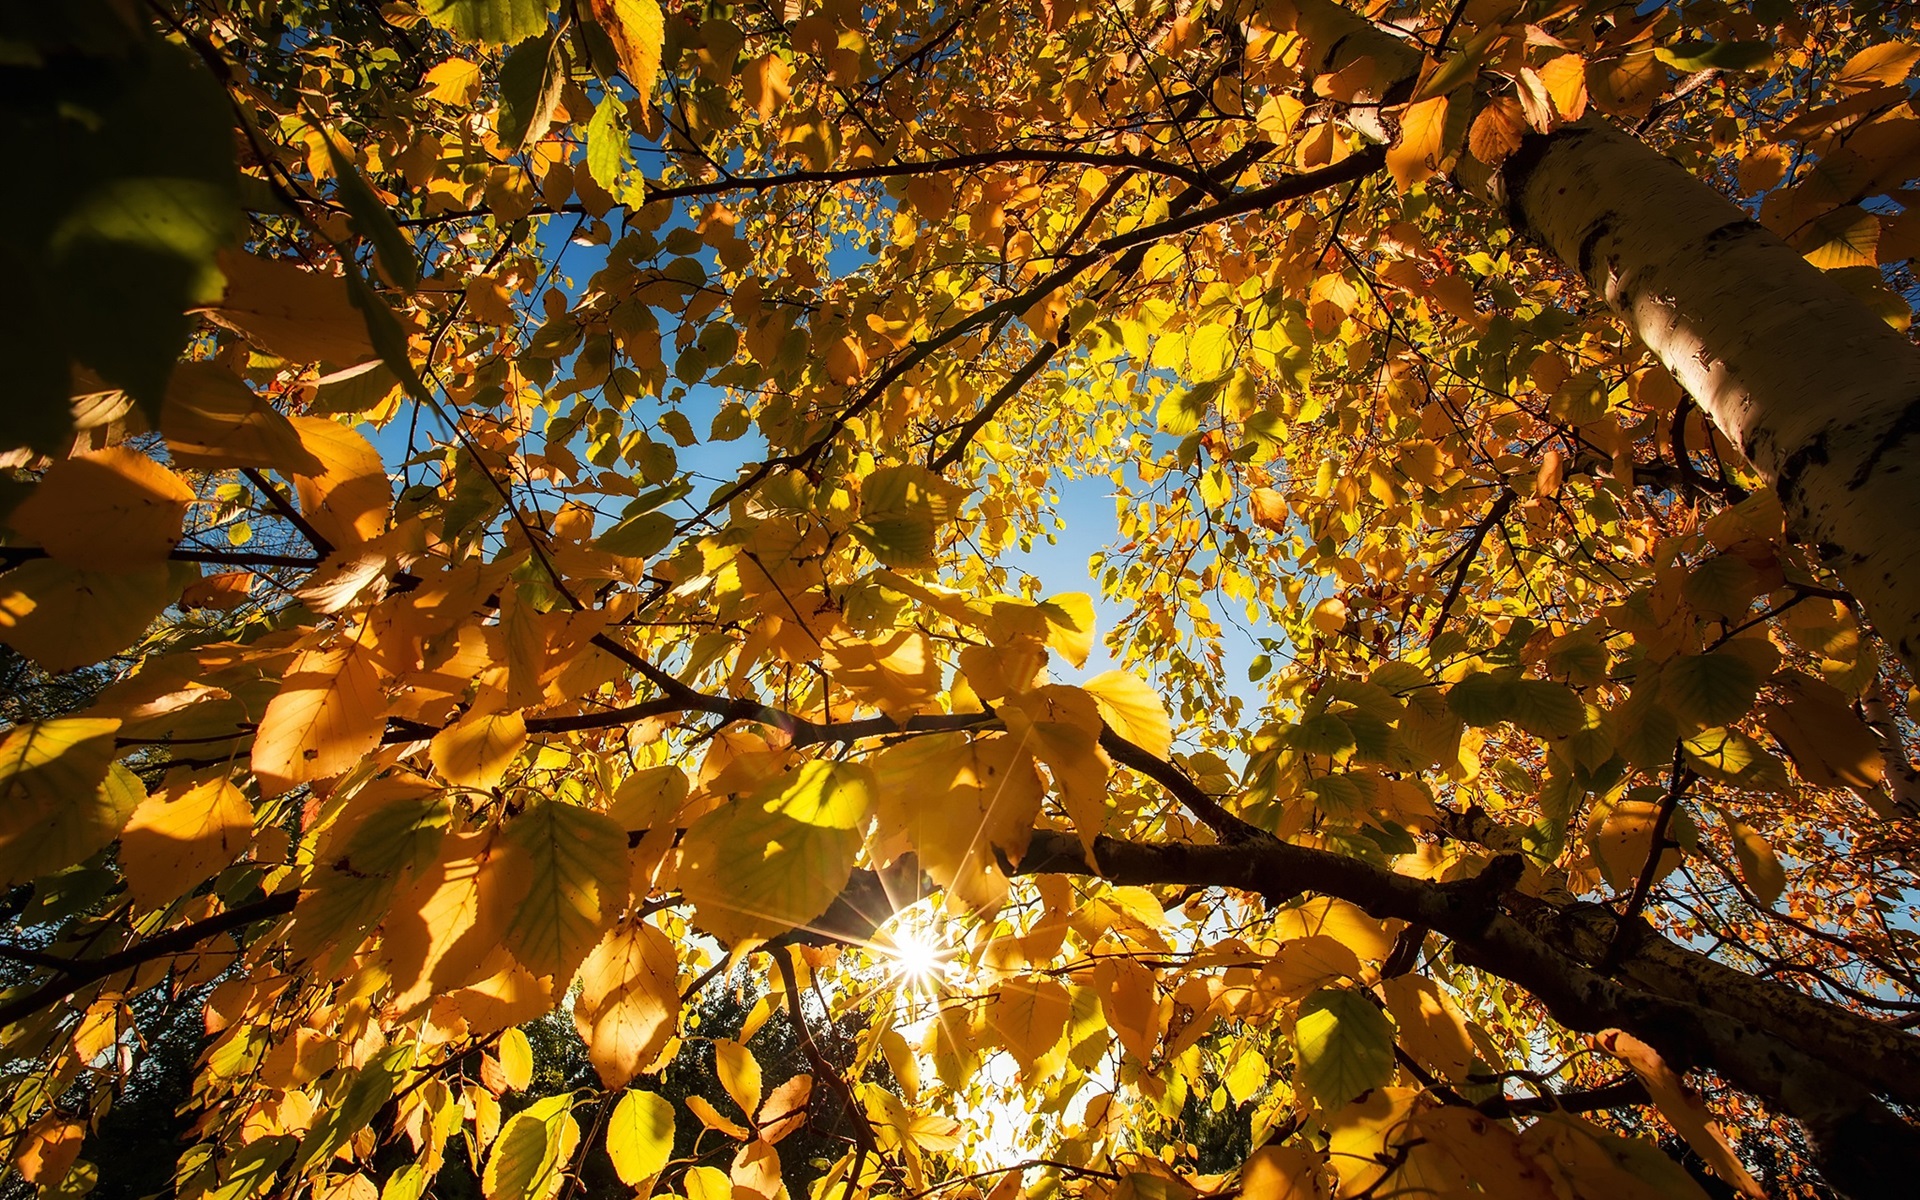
[1500,118,1920,674]
[1286,0,1920,674]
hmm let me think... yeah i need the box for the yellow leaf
[423,58,485,105]
[1386,96,1449,192]
[498,1027,533,1092]
[251,636,389,797]
[161,362,322,473]
[0,560,178,673]
[11,447,194,569]
[483,1094,579,1200]
[1598,1031,1765,1198]
[758,1074,812,1143]
[431,709,528,790]
[992,975,1071,1069]
[450,961,554,1037]
[1377,974,1475,1083]
[820,629,942,720]
[503,799,630,984]
[685,1165,732,1200]
[606,1089,675,1185]
[1082,670,1173,759]
[381,829,533,1014]
[714,1038,763,1122]
[680,761,873,943]
[202,250,377,366]
[1093,954,1161,1063]
[731,1137,785,1200]
[686,1094,752,1140]
[1309,597,1349,636]
[1589,798,1682,890]
[1836,40,1920,90]
[1000,686,1110,850]
[288,417,392,549]
[1039,592,1097,669]
[1271,897,1396,962]
[1240,1143,1328,1200]
[574,916,680,1088]
[119,767,252,908]
[0,719,138,888]
[1250,487,1290,532]
[588,0,664,98]
[1762,673,1883,788]
[1519,1111,1713,1200]
[11,1116,86,1187]
[1724,814,1785,908]
[871,733,1045,910]
[1538,53,1589,120]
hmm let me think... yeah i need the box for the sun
[879,919,954,987]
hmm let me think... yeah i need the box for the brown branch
[242,467,336,558]
[770,945,878,1156]
[0,891,297,1030]
[0,546,322,571]
[1604,747,1691,970]
[1427,489,1514,645]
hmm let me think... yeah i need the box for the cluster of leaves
[2,2,1920,1200]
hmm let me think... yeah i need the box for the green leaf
[1682,727,1790,791]
[606,1090,675,1186]
[1655,41,1775,72]
[323,135,420,290]
[498,31,566,151]
[1507,679,1586,738]
[595,511,676,558]
[856,463,970,569]
[0,31,239,445]
[678,788,863,945]
[1446,671,1512,727]
[420,0,554,46]
[504,800,630,983]
[1683,554,1761,620]
[1662,651,1764,729]
[586,94,628,192]
[1293,987,1396,1108]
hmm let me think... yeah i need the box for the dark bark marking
[1775,430,1830,511]
[1498,123,1593,236]
[1848,392,1920,489]
[1699,217,1764,255]
[1577,216,1614,280]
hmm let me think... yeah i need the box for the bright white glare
[880,920,953,987]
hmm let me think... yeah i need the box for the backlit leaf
[606,1090,674,1186]
[1293,987,1395,1108]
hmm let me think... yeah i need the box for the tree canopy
[4,1,1920,1199]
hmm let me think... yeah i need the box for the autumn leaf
[119,767,253,908]
[10,448,194,569]
[587,0,664,99]
[1386,96,1450,191]
[606,1089,675,1185]
[0,719,138,888]
[574,916,680,1087]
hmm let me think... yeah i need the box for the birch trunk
[1498,117,1920,675]
[1285,0,1920,675]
